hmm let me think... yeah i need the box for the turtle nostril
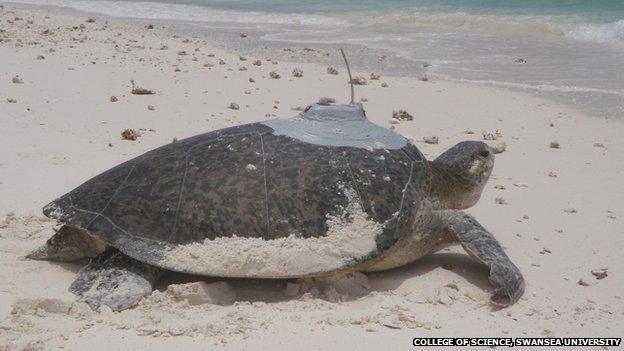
[479,150,490,158]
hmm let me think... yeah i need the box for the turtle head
[430,141,494,209]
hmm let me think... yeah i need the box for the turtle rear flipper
[27,225,108,262]
[70,249,163,311]
[439,210,525,306]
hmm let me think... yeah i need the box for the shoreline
[3,1,624,121]
[1,3,623,350]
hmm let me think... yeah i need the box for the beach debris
[249,77,255,83]
[269,71,281,79]
[239,56,247,61]
[350,76,367,85]
[244,90,251,94]
[252,59,262,66]
[423,136,439,144]
[239,66,248,71]
[36,55,45,60]
[121,129,140,141]
[160,45,168,50]
[548,171,557,177]
[593,142,605,148]
[6,98,17,103]
[550,141,560,149]
[110,96,118,103]
[147,105,155,111]
[177,50,187,56]
[577,279,590,287]
[85,18,95,23]
[491,141,506,154]
[591,269,608,280]
[514,58,527,64]
[291,106,305,111]
[463,130,475,134]
[11,75,23,84]
[292,67,303,77]
[218,59,226,65]
[563,208,577,214]
[228,102,240,110]
[239,32,247,38]
[539,247,551,254]
[419,76,429,82]
[607,210,616,219]
[392,110,413,121]
[145,24,154,29]
[482,130,502,140]
[318,97,336,105]
[513,182,528,188]
[381,82,388,88]
[495,196,508,205]
[167,281,236,306]
[327,67,338,75]
[130,80,155,95]
[370,73,380,80]
[494,185,506,190]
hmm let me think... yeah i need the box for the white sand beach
[0,4,623,350]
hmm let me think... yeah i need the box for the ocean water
[5,0,624,118]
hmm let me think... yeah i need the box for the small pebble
[495,196,508,205]
[121,129,140,141]
[392,110,413,121]
[591,269,608,280]
[423,136,439,144]
[292,68,303,77]
[491,141,506,154]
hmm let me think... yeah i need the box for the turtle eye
[479,150,490,158]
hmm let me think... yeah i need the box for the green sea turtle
[28,54,524,311]
[29,102,524,310]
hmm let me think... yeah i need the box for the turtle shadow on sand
[367,252,492,293]
[151,251,492,306]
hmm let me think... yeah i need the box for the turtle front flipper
[438,210,525,306]
[70,249,163,311]
[27,225,108,262]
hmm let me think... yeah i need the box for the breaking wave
[558,19,624,43]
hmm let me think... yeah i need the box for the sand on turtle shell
[161,186,383,278]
